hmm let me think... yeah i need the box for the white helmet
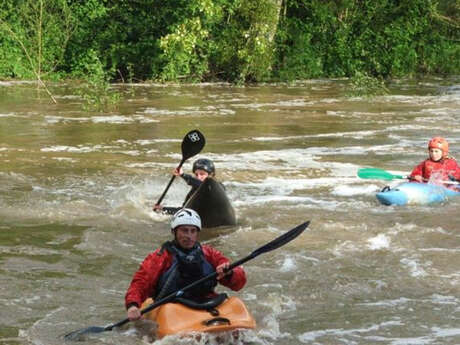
[171,208,201,231]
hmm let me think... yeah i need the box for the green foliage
[0,0,458,83]
[73,49,120,112]
[347,71,389,97]
[275,0,459,79]
[159,17,210,81]
[64,0,107,77]
[0,1,33,78]
[209,0,280,83]
[0,0,74,79]
[0,35,31,78]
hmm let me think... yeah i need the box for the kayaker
[409,137,460,186]
[125,208,246,321]
[153,158,216,215]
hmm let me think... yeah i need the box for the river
[0,78,459,345]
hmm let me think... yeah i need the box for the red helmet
[428,137,448,158]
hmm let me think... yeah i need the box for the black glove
[448,174,460,183]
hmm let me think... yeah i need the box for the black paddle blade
[181,129,205,161]
[155,129,206,205]
[63,326,107,341]
[254,221,309,256]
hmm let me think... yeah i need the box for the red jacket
[125,244,246,309]
[409,157,460,183]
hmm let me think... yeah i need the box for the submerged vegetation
[0,0,458,104]
[347,72,390,98]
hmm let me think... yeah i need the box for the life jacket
[155,241,217,301]
[420,158,458,181]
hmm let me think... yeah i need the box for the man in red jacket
[409,137,460,187]
[125,208,246,321]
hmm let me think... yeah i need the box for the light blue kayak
[376,182,460,206]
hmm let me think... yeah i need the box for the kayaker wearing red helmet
[125,208,246,321]
[153,158,217,215]
[409,137,460,185]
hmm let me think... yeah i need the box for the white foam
[0,80,36,86]
[45,115,91,123]
[135,138,181,145]
[431,327,460,338]
[368,234,391,250]
[203,149,362,173]
[40,145,95,153]
[0,112,24,118]
[45,114,159,124]
[252,130,381,142]
[333,184,380,196]
[143,108,206,116]
[299,320,403,343]
[51,157,77,162]
[388,336,432,344]
[357,297,411,307]
[91,115,134,123]
[278,256,297,272]
[400,258,427,277]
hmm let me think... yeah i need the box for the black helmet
[193,158,215,175]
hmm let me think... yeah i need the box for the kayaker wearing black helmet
[193,158,215,176]
[125,208,246,321]
[153,158,217,215]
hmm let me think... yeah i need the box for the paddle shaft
[155,159,185,205]
[358,168,459,185]
[403,176,458,185]
[389,176,459,185]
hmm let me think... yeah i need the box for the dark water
[0,78,459,345]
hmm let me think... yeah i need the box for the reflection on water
[1,78,460,345]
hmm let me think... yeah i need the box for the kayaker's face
[175,225,199,249]
[194,169,209,182]
[429,148,443,162]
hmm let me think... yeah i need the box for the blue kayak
[376,182,460,206]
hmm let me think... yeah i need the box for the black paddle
[63,220,310,341]
[155,129,205,206]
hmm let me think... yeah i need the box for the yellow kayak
[141,294,256,338]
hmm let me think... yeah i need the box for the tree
[0,0,75,102]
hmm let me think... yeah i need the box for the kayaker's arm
[162,206,182,215]
[408,160,425,182]
[153,205,182,215]
[181,173,202,189]
[125,251,168,310]
[153,175,201,214]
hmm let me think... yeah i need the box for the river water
[1,78,459,345]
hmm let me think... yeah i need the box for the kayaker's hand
[411,175,423,182]
[448,174,459,182]
[173,167,183,176]
[127,305,141,321]
[153,204,163,213]
[216,262,232,281]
